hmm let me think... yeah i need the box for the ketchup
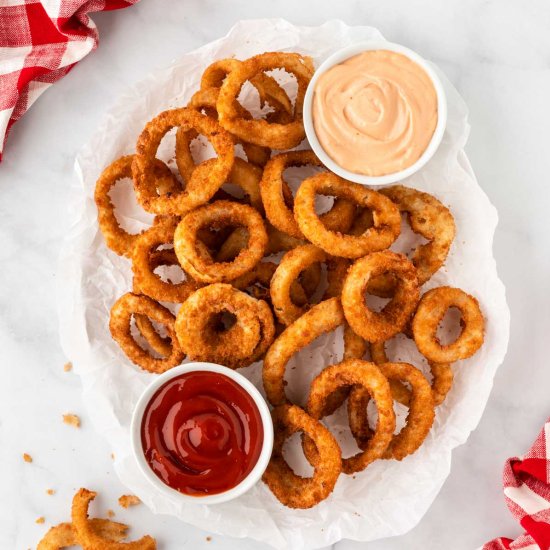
[141,371,264,496]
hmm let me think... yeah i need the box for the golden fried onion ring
[369,185,456,297]
[217,52,313,149]
[341,251,420,343]
[270,244,330,325]
[412,286,485,363]
[134,314,172,358]
[262,404,341,509]
[371,336,453,407]
[294,173,401,258]
[177,88,271,171]
[260,150,356,239]
[200,58,293,118]
[263,297,345,406]
[175,284,275,369]
[133,249,186,356]
[95,155,180,257]
[348,362,435,460]
[132,221,200,303]
[109,293,184,373]
[304,359,396,474]
[174,200,267,283]
[71,488,156,549]
[133,108,234,215]
[231,260,317,306]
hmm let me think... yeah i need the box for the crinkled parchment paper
[57,19,510,550]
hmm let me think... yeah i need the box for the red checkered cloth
[482,418,550,550]
[0,0,139,160]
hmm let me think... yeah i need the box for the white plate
[58,19,510,550]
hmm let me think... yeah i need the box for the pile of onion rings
[94,50,486,509]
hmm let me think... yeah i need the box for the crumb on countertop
[23,453,32,463]
[35,517,45,524]
[64,362,73,372]
[62,414,81,428]
[118,495,141,508]
[107,509,115,518]
[46,489,55,496]
[206,536,212,542]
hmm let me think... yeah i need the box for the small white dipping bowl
[303,41,447,186]
[131,362,274,505]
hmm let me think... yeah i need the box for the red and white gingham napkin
[483,418,550,550]
[0,0,139,160]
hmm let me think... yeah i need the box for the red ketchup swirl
[141,371,264,496]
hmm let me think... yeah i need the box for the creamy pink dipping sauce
[312,50,438,177]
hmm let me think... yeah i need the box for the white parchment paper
[57,19,510,550]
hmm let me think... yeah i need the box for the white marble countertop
[2,1,549,548]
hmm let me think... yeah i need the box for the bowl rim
[303,40,448,186]
[130,362,274,505]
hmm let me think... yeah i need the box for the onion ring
[294,173,401,258]
[262,297,345,406]
[176,285,261,364]
[175,284,275,369]
[37,519,129,550]
[370,336,453,407]
[133,249,185,356]
[322,322,371,415]
[304,359,396,474]
[200,58,242,89]
[177,87,271,170]
[341,251,420,343]
[200,58,293,118]
[348,362,435,460]
[134,314,172,358]
[95,155,179,257]
[412,286,485,363]
[260,151,356,239]
[109,293,184,373]
[71,488,156,549]
[217,52,313,149]
[174,200,268,283]
[262,404,341,509]
[132,108,234,215]
[369,185,456,297]
[271,244,334,325]
[194,58,295,165]
[132,219,200,303]
[230,260,315,306]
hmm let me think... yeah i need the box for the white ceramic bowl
[131,362,274,505]
[303,41,447,186]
